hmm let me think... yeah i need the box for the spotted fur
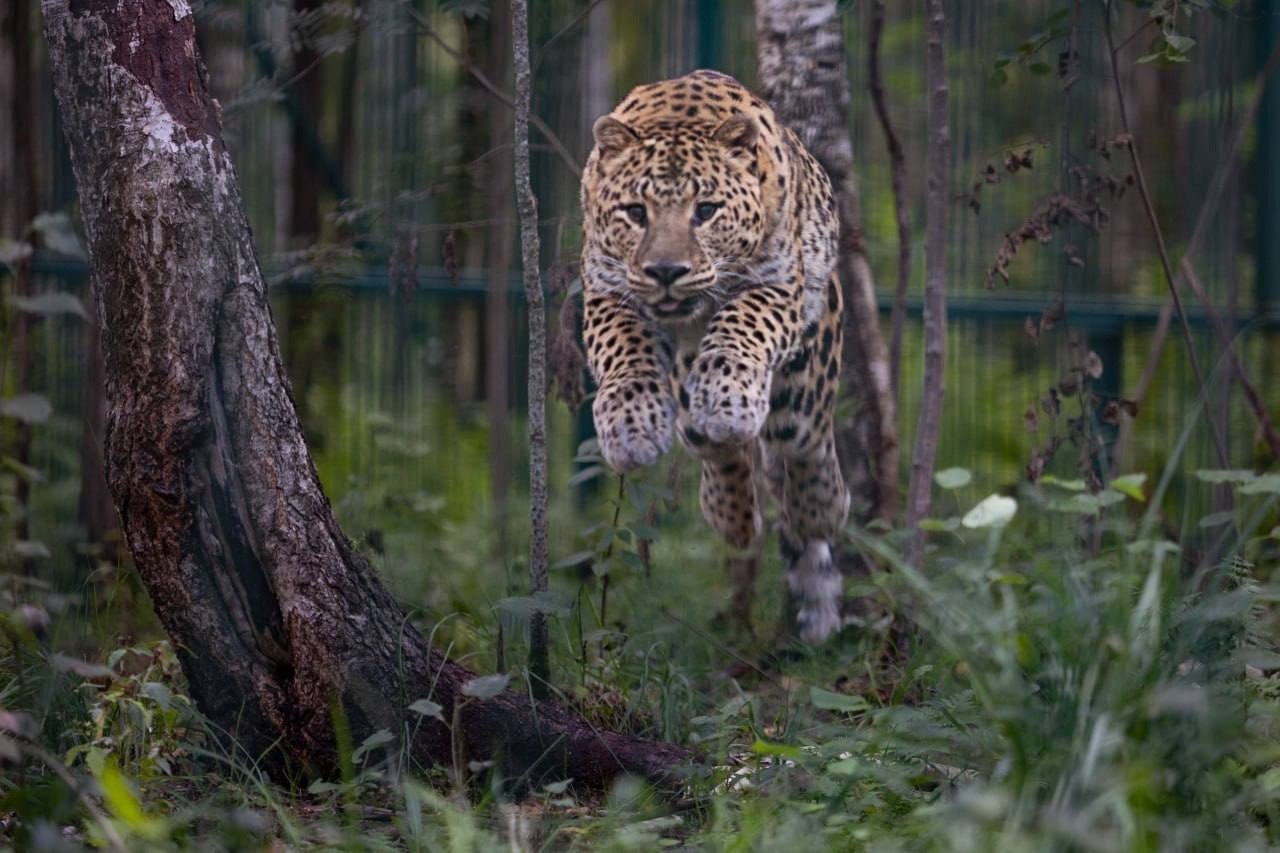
[580,70,851,644]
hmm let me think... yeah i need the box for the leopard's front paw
[685,350,769,445]
[592,380,676,472]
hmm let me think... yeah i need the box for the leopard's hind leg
[762,277,850,644]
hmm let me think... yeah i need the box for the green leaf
[497,592,570,619]
[1041,475,1086,491]
[934,467,972,489]
[2,456,45,483]
[630,524,659,541]
[461,673,509,700]
[140,682,172,710]
[962,494,1018,528]
[552,551,594,570]
[810,686,870,713]
[1198,510,1236,529]
[100,763,147,826]
[1029,61,1052,75]
[1110,473,1147,501]
[1240,475,1280,495]
[826,757,860,776]
[99,763,166,838]
[308,780,343,794]
[31,212,86,261]
[1050,490,1124,515]
[408,698,444,721]
[352,728,395,761]
[13,540,51,559]
[1164,33,1195,53]
[85,746,107,777]
[14,292,86,319]
[0,394,52,424]
[568,465,603,486]
[543,778,573,795]
[919,517,961,532]
[1195,469,1258,484]
[0,239,32,267]
[620,550,646,573]
[751,739,802,759]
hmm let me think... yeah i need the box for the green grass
[3,393,1280,850]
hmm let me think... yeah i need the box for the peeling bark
[754,0,899,523]
[42,0,689,789]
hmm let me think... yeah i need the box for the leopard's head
[584,114,768,322]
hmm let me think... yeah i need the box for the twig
[405,3,582,179]
[1104,3,1229,467]
[1182,260,1280,458]
[868,0,912,399]
[512,0,551,699]
[905,0,949,567]
[599,475,626,630]
[1116,36,1280,467]
[532,0,611,76]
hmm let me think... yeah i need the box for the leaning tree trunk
[755,0,899,523]
[42,0,689,789]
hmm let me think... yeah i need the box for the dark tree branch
[1115,37,1280,467]
[905,0,949,567]
[1103,3,1229,467]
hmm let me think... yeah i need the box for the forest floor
[4,452,1280,850]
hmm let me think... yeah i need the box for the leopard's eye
[625,204,647,226]
[693,202,722,225]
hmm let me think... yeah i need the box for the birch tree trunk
[904,0,949,566]
[511,0,551,698]
[42,0,687,788]
[754,0,899,523]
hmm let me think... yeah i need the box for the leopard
[579,69,851,645]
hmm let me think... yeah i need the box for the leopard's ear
[712,114,760,152]
[593,116,638,160]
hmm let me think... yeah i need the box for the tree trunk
[42,0,689,789]
[904,0,949,567]
[754,0,899,523]
[511,0,551,697]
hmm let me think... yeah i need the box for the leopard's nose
[643,261,691,286]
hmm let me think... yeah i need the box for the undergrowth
[3,439,1280,850]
